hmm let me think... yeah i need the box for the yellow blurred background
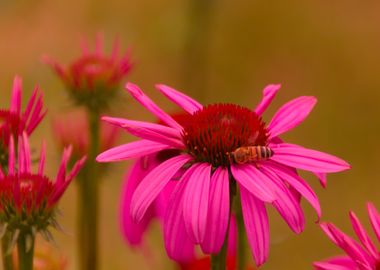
[0,0,379,269]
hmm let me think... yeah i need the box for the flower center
[182,103,269,167]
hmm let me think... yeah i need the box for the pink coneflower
[43,35,132,110]
[52,109,120,158]
[314,203,380,270]
[0,133,86,240]
[0,76,46,155]
[97,83,350,265]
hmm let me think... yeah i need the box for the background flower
[314,203,380,270]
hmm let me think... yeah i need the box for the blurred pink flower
[0,133,86,236]
[0,76,46,149]
[97,83,350,265]
[52,110,120,157]
[43,35,132,110]
[314,203,380,270]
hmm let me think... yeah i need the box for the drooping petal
[96,140,171,162]
[183,163,212,244]
[267,96,317,138]
[367,202,380,242]
[231,164,276,202]
[131,154,192,223]
[120,158,155,246]
[10,76,22,114]
[270,143,351,173]
[125,83,183,130]
[155,84,203,114]
[349,211,379,260]
[239,184,269,266]
[254,84,281,116]
[262,161,321,220]
[313,256,357,270]
[320,223,374,269]
[261,168,304,233]
[201,167,230,254]
[164,171,195,262]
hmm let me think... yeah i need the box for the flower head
[97,83,350,266]
[314,203,380,270]
[0,76,46,166]
[0,133,86,242]
[52,109,120,158]
[43,35,132,111]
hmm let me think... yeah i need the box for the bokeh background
[0,0,379,269]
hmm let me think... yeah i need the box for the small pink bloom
[43,34,132,110]
[97,83,350,265]
[0,76,46,149]
[52,109,120,157]
[314,203,380,270]
[0,133,86,237]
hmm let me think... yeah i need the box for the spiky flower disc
[0,134,86,241]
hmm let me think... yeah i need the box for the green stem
[17,233,35,270]
[1,232,14,270]
[236,196,246,270]
[77,109,100,270]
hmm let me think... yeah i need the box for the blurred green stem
[236,196,246,270]
[2,232,14,270]
[77,109,100,270]
[211,235,228,270]
[17,233,35,270]
[183,0,215,100]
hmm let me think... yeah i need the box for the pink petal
[125,83,182,130]
[183,163,212,244]
[262,161,321,220]
[270,143,351,173]
[261,168,304,233]
[8,136,15,176]
[164,172,195,262]
[155,84,202,114]
[131,154,192,223]
[313,257,357,270]
[231,164,276,202]
[268,96,317,138]
[11,76,22,114]
[254,84,281,116]
[314,172,328,188]
[239,184,269,266]
[56,146,73,185]
[120,158,155,246]
[65,156,87,183]
[122,124,184,148]
[38,141,46,175]
[349,211,379,260]
[201,167,230,254]
[96,140,171,162]
[102,117,182,140]
[367,202,380,242]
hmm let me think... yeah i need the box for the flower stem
[1,232,14,270]
[236,196,246,270]
[17,233,35,270]
[77,109,100,270]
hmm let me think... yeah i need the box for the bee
[229,146,274,164]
